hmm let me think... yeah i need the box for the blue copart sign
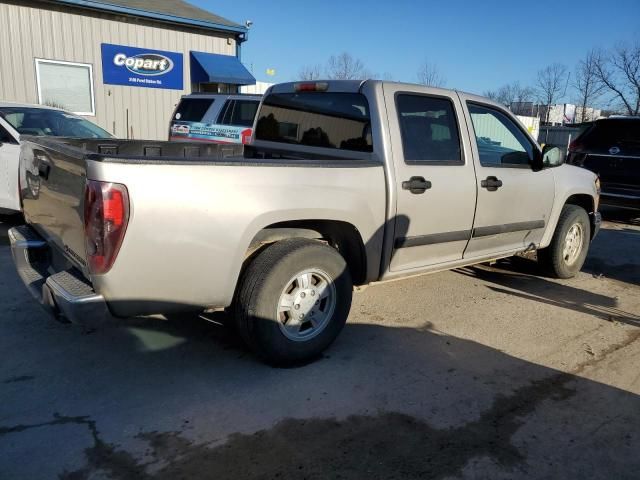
[101,43,183,90]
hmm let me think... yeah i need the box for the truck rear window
[174,98,214,122]
[255,92,373,152]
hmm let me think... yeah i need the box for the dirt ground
[1,208,639,479]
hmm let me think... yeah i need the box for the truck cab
[10,80,601,365]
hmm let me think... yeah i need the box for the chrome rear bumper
[9,225,111,327]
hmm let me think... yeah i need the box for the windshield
[0,107,113,138]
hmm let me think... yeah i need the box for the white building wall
[240,81,273,95]
[0,1,236,140]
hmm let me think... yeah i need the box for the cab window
[255,92,372,152]
[467,103,534,167]
[396,94,462,164]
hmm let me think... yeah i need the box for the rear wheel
[234,238,352,365]
[538,205,590,278]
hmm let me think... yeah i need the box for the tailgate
[20,137,89,272]
[584,154,640,192]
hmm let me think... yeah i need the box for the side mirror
[542,145,564,168]
[530,149,544,172]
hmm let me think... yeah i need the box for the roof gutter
[45,0,249,37]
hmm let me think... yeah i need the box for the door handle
[481,176,503,191]
[402,176,432,194]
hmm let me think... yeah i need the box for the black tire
[538,205,591,279]
[234,238,352,365]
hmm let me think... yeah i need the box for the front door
[383,84,478,272]
[462,100,555,258]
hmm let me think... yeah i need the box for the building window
[35,59,95,116]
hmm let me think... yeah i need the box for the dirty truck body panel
[14,80,599,324]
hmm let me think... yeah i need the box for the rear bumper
[601,191,640,210]
[9,225,112,327]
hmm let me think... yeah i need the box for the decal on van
[170,122,252,145]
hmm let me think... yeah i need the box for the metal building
[0,0,256,140]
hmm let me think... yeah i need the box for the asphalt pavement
[1,209,639,479]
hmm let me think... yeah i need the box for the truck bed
[17,136,386,319]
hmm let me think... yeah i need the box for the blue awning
[190,51,256,86]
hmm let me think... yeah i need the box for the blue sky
[205,0,639,100]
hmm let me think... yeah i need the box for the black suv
[567,117,640,210]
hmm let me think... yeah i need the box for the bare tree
[483,89,499,101]
[573,50,606,122]
[326,52,371,80]
[593,42,640,115]
[298,64,323,81]
[537,63,569,123]
[512,82,535,104]
[417,61,446,87]
[484,81,534,110]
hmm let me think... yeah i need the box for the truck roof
[266,80,508,112]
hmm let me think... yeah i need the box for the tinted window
[218,100,259,127]
[579,120,640,149]
[255,92,372,152]
[396,94,461,163]
[174,98,214,122]
[0,107,111,138]
[468,103,533,167]
[231,100,259,127]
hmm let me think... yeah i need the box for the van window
[255,92,372,152]
[174,98,214,122]
[218,100,258,127]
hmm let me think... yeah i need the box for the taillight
[83,180,129,275]
[241,128,253,145]
[568,138,583,152]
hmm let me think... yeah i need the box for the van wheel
[234,238,352,365]
[538,205,590,279]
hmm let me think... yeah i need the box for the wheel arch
[243,220,368,286]
[540,191,598,248]
[564,194,598,239]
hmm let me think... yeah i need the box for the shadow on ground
[1,287,639,479]
[1,215,639,479]
[458,258,639,328]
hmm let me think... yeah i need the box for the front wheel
[234,238,353,365]
[538,205,591,278]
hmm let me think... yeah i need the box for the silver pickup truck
[10,80,601,365]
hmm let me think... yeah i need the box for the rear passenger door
[462,100,555,258]
[383,84,478,272]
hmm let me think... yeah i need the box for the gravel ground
[0,208,639,479]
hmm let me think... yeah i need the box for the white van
[169,93,261,144]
